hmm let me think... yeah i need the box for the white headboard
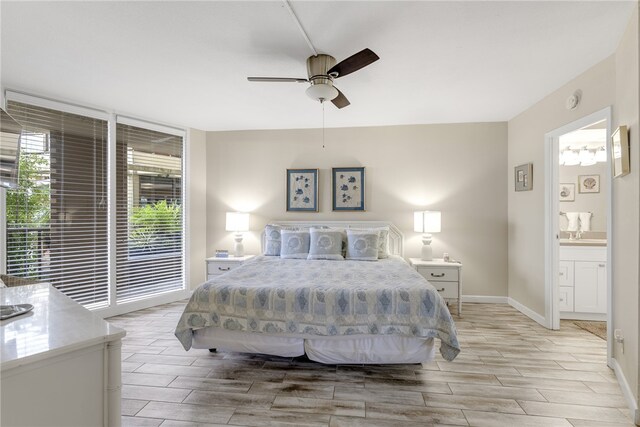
[260,221,404,256]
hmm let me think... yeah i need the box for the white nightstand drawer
[430,281,459,299]
[207,261,240,276]
[417,267,459,282]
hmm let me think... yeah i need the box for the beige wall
[507,56,616,315]
[559,162,608,232]
[187,128,208,290]
[613,2,639,417]
[206,122,508,298]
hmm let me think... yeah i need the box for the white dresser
[205,255,255,280]
[1,284,125,427]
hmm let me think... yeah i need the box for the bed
[175,221,460,364]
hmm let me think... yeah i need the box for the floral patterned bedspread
[175,256,460,361]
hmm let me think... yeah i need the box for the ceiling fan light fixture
[305,83,338,102]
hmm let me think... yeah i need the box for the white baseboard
[97,289,192,319]
[560,312,607,321]
[610,358,640,425]
[462,295,508,304]
[508,297,547,327]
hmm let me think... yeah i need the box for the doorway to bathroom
[544,107,612,365]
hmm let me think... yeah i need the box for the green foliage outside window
[129,200,182,253]
[6,153,50,277]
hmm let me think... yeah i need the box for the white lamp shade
[225,212,249,232]
[414,211,441,233]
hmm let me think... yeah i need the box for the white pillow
[346,229,380,261]
[349,226,390,258]
[307,228,344,261]
[0,277,5,288]
[280,229,311,259]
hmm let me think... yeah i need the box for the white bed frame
[261,220,404,257]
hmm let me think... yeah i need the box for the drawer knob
[559,272,564,276]
[431,273,445,278]
[437,288,445,292]
[598,264,605,268]
[218,267,231,271]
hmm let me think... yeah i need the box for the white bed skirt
[192,327,436,364]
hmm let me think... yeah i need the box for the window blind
[5,101,109,308]
[115,123,184,302]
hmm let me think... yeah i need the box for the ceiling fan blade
[331,88,350,109]
[247,77,308,83]
[327,48,379,78]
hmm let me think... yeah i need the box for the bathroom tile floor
[108,302,635,427]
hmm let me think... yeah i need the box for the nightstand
[205,255,255,280]
[409,258,462,315]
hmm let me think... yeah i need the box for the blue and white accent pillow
[346,229,380,261]
[280,229,311,259]
[307,228,344,260]
[374,227,390,258]
[264,224,282,256]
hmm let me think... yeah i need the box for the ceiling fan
[247,48,379,109]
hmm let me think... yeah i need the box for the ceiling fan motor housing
[306,54,338,101]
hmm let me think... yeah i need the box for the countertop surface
[560,238,607,247]
[1,283,125,371]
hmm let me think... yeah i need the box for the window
[3,95,187,311]
[5,101,109,308]
[116,122,184,302]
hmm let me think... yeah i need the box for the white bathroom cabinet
[559,246,607,320]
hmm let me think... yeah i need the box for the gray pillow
[375,227,390,258]
[346,229,380,261]
[264,224,282,256]
[307,228,344,260]
[280,229,311,259]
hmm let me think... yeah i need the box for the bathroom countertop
[560,238,607,247]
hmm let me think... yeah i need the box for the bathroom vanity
[559,241,607,320]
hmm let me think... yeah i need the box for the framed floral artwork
[559,183,575,201]
[286,168,318,212]
[578,174,600,193]
[332,167,365,211]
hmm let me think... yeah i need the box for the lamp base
[421,243,433,261]
[233,234,244,257]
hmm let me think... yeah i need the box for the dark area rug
[574,320,607,340]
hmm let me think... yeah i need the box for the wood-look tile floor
[108,302,636,427]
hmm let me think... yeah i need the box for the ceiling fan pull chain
[322,101,325,149]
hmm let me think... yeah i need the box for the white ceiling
[1,1,635,131]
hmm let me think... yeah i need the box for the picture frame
[559,183,575,202]
[286,168,318,212]
[332,167,365,211]
[611,125,630,178]
[514,163,533,191]
[578,174,600,193]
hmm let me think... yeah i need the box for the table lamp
[414,210,441,261]
[225,212,249,257]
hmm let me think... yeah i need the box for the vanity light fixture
[414,211,441,261]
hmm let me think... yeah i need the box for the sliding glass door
[115,122,184,302]
[3,95,186,311]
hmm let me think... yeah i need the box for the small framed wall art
[578,174,600,193]
[332,167,365,211]
[286,168,318,212]
[559,183,575,201]
[514,163,533,191]
[611,125,630,178]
